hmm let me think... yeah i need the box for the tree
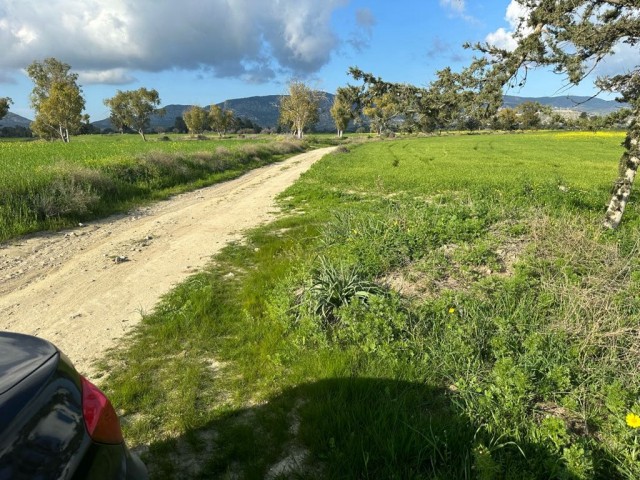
[26,58,86,142]
[0,97,12,120]
[330,87,358,137]
[173,116,188,133]
[209,105,234,137]
[497,108,519,130]
[182,106,209,135]
[348,66,496,135]
[279,81,324,139]
[363,92,402,135]
[517,101,544,129]
[104,88,163,141]
[463,0,639,229]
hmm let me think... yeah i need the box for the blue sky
[0,0,634,120]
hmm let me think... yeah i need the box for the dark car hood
[0,332,57,395]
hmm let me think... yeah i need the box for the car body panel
[0,332,148,480]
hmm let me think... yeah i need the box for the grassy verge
[0,135,317,242]
[101,132,640,479]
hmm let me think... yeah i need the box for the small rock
[114,256,129,264]
[223,272,235,279]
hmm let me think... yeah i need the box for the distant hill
[0,112,32,129]
[503,95,627,115]
[91,93,625,132]
[92,93,337,132]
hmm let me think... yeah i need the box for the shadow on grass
[137,377,580,480]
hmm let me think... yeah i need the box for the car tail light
[81,376,124,444]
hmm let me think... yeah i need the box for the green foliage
[279,81,323,139]
[0,97,12,120]
[104,88,163,141]
[208,104,234,136]
[26,58,86,142]
[329,89,353,137]
[0,135,307,241]
[182,106,208,134]
[304,256,382,324]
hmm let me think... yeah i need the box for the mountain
[0,112,32,129]
[503,95,627,115]
[91,92,626,132]
[92,93,337,132]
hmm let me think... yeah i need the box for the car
[0,331,148,479]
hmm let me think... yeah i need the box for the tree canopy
[182,106,209,135]
[330,87,359,138]
[104,88,163,141]
[26,58,86,142]
[0,97,12,120]
[209,105,234,137]
[279,81,324,139]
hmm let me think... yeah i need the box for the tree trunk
[138,129,147,141]
[603,110,639,229]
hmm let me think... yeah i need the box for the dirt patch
[0,147,337,377]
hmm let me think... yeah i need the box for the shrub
[305,256,383,325]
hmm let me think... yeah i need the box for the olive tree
[182,106,209,135]
[0,97,12,120]
[104,88,163,141]
[464,0,639,229]
[27,58,86,142]
[279,81,324,139]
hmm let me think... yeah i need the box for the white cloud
[439,0,465,14]
[594,43,639,77]
[485,27,518,51]
[439,0,477,24]
[487,1,637,76]
[78,69,137,85]
[0,0,349,84]
[485,0,532,51]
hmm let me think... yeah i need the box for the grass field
[0,134,317,241]
[94,131,639,478]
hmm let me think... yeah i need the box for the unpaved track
[0,147,336,376]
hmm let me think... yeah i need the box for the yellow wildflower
[448,307,456,314]
[626,413,640,428]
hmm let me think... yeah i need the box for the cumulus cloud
[78,68,137,85]
[487,0,637,75]
[485,0,531,51]
[439,0,476,23]
[0,0,349,84]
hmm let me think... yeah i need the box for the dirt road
[0,146,336,376]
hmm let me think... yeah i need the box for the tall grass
[100,132,640,478]
[0,136,306,241]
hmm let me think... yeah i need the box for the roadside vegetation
[100,131,640,479]
[0,134,319,242]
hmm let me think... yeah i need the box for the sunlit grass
[101,132,639,479]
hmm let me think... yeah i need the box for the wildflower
[626,413,640,428]
[448,307,455,314]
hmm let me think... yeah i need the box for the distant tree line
[1,57,264,141]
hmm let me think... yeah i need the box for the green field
[100,131,640,479]
[0,134,313,241]
[75,132,640,478]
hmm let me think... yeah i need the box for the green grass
[0,134,312,241]
[99,131,640,479]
